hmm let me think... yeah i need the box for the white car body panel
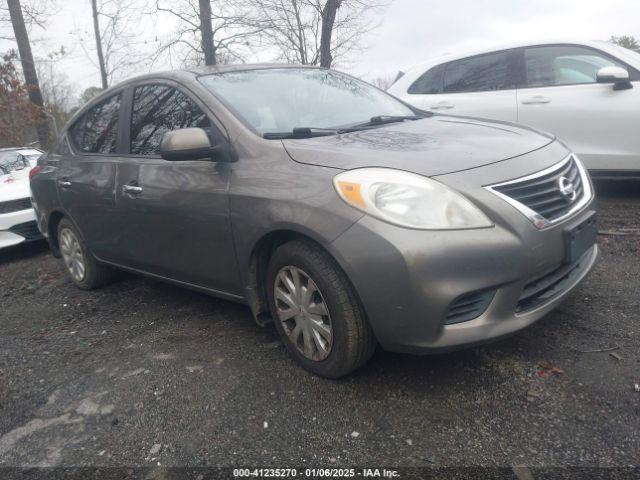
[0,153,40,249]
[517,82,640,171]
[424,90,517,122]
[390,40,640,174]
[0,209,36,249]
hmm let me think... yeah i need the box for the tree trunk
[198,0,216,65]
[291,0,307,64]
[91,0,109,89]
[319,0,342,68]
[7,0,51,148]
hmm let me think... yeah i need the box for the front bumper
[327,143,598,354]
[0,208,42,249]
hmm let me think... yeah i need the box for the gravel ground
[0,181,638,472]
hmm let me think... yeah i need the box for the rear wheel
[266,240,376,378]
[57,218,115,290]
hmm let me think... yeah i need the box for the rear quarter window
[69,93,121,154]
[407,65,444,94]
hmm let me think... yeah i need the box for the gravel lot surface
[0,181,638,472]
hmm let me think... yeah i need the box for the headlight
[334,168,493,230]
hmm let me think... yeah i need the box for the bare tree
[610,35,640,53]
[246,0,387,68]
[370,74,395,91]
[91,0,108,89]
[0,0,52,39]
[37,47,77,136]
[5,0,50,148]
[198,0,216,65]
[77,0,149,88]
[319,0,341,67]
[150,0,264,67]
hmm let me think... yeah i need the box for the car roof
[400,39,622,75]
[113,63,318,87]
[63,63,325,136]
[185,63,317,76]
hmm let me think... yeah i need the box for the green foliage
[0,50,41,148]
[79,86,103,106]
[610,35,640,53]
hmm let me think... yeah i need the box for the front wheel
[266,240,376,378]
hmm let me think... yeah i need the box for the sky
[1,0,639,103]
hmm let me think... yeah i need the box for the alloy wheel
[59,228,86,282]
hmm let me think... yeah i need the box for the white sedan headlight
[334,168,493,230]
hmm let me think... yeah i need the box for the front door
[115,83,241,295]
[516,45,640,172]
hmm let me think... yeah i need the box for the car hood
[0,168,31,201]
[282,115,554,177]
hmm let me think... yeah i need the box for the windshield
[604,42,640,65]
[198,68,415,136]
[0,149,41,175]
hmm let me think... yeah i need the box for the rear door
[57,91,126,260]
[404,50,519,122]
[115,82,241,295]
[516,44,640,172]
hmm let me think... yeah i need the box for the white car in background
[0,148,44,249]
[389,40,640,178]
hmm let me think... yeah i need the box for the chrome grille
[0,197,32,214]
[486,155,592,228]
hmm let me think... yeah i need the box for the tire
[57,218,115,290]
[266,240,376,378]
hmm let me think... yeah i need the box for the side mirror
[596,66,633,90]
[160,128,224,161]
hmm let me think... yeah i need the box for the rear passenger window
[70,94,121,153]
[130,85,210,156]
[408,65,443,94]
[443,51,512,93]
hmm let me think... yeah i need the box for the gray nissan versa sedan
[30,65,598,378]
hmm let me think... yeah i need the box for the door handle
[122,184,143,195]
[521,95,551,105]
[58,178,72,188]
[430,101,455,110]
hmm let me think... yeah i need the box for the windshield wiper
[362,114,426,127]
[263,114,429,139]
[263,127,341,140]
[332,113,429,133]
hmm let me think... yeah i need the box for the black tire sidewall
[266,242,361,378]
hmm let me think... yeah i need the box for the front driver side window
[130,85,211,156]
[524,46,629,87]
